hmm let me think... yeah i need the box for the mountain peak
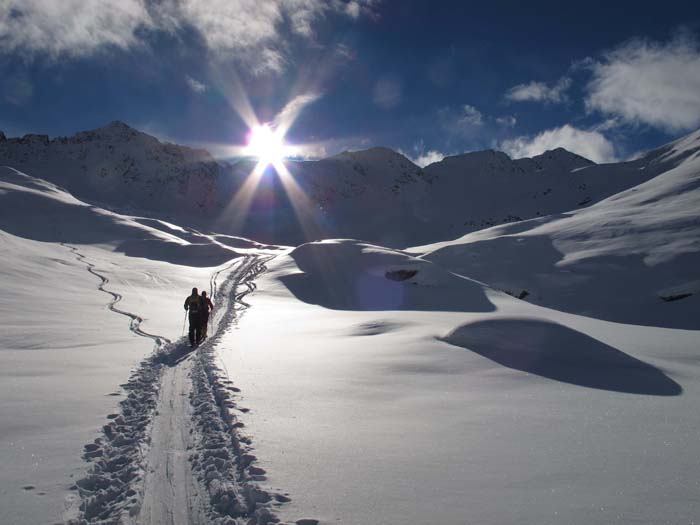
[442,149,511,163]
[102,120,134,131]
[531,147,595,165]
[329,146,419,167]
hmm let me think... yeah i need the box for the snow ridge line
[62,243,174,523]
[188,255,290,524]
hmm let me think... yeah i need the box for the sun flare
[245,124,291,165]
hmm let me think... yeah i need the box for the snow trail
[65,249,282,524]
[64,244,171,349]
[138,360,208,525]
[137,257,247,525]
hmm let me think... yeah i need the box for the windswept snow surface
[213,239,699,525]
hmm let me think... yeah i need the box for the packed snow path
[138,256,259,525]
[139,360,208,525]
[64,251,281,524]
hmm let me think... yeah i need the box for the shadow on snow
[440,318,682,396]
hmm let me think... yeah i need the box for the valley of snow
[0,124,698,524]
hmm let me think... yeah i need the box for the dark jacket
[184,294,204,316]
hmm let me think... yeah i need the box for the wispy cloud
[585,33,700,133]
[0,0,152,59]
[495,115,517,127]
[411,149,445,167]
[373,74,402,109]
[500,124,617,163]
[0,0,378,74]
[402,139,446,167]
[505,77,571,104]
[458,104,484,126]
[185,75,207,94]
[437,104,485,140]
[273,92,323,135]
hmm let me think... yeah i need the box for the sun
[245,124,290,165]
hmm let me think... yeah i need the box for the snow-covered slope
[0,166,246,266]
[0,166,286,523]
[2,126,700,524]
[409,130,700,329]
[214,238,698,525]
[5,122,696,247]
[414,144,688,240]
[0,121,227,219]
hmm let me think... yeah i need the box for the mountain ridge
[2,121,698,246]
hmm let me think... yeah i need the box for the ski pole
[182,311,187,337]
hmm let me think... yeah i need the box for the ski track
[63,245,284,524]
[64,244,171,350]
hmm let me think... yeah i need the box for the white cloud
[585,35,700,132]
[505,77,571,104]
[500,124,617,163]
[185,75,207,93]
[335,43,356,60]
[411,150,444,167]
[402,139,446,167]
[458,104,483,126]
[437,104,485,139]
[0,0,152,59]
[273,92,323,133]
[344,1,361,18]
[373,75,402,109]
[0,0,376,74]
[496,115,517,127]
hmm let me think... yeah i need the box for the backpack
[187,295,203,314]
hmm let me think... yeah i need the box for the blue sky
[1,0,700,165]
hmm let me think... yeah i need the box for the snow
[2,122,688,247]
[408,129,700,329]
[213,241,699,524]
[0,233,155,524]
[1,124,700,524]
[0,167,267,523]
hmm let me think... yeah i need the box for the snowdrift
[279,239,495,312]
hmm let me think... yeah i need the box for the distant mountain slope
[416,145,684,239]
[2,122,698,246]
[0,121,226,217]
[409,130,700,329]
[0,166,258,266]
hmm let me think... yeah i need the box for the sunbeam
[273,160,322,241]
[215,159,268,234]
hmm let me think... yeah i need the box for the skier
[184,287,204,346]
[200,290,214,340]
